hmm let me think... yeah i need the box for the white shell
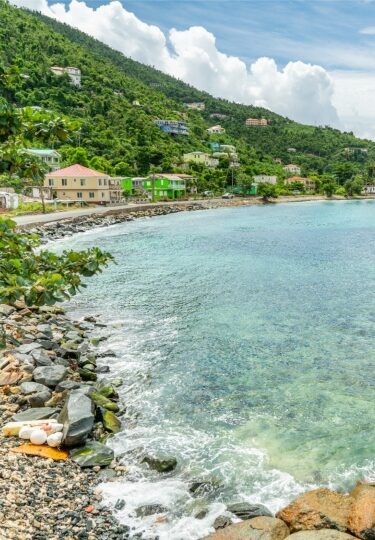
[47,432,63,447]
[48,423,64,434]
[19,426,32,439]
[30,429,47,445]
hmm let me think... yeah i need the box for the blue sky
[15,0,375,138]
[55,0,375,70]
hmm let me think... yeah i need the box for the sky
[11,0,375,139]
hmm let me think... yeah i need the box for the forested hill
[1,0,374,183]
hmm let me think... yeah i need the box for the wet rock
[102,410,121,433]
[13,407,58,421]
[59,392,94,447]
[96,365,110,373]
[0,304,16,316]
[55,380,82,392]
[33,365,67,388]
[276,488,353,533]
[78,368,97,382]
[142,454,177,473]
[285,531,356,540]
[17,343,42,354]
[20,381,50,395]
[135,504,168,517]
[114,499,126,511]
[348,482,375,539]
[28,390,52,407]
[204,516,289,540]
[96,380,119,399]
[214,514,233,530]
[227,502,273,520]
[91,392,119,412]
[70,441,114,467]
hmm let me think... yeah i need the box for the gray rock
[28,390,52,407]
[17,343,42,354]
[73,385,95,397]
[135,505,167,517]
[70,441,114,467]
[0,304,16,316]
[33,365,67,388]
[227,502,273,520]
[31,348,52,366]
[13,407,58,421]
[59,392,94,447]
[54,358,70,367]
[36,324,53,337]
[213,514,233,530]
[65,331,83,342]
[38,339,58,350]
[142,454,177,473]
[56,380,82,392]
[20,381,50,395]
[114,499,126,511]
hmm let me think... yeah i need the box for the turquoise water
[60,201,375,539]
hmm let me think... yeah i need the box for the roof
[27,148,61,158]
[284,163,299,168]
[153,173,194,179]
[287,176,310,181]
[47,164,109,177]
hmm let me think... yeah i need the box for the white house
[27,149,61,172]
[0,191,19,209]
[283,164,301,175]
[207,125,226,134]
[50,66,81,87]
[253,175,277,184]
[183,102,205,111]
[363,185,375,194]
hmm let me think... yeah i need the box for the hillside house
[0,189,18,210]
[154,120,189,135]
[27,149,61,172]
[183,152,218,168]
[363,185,375,194]
[283,164,301,175]
[245,118,268,127]
[286,176,316,191]
[44,164,122,204]
[183,102,205,111]
[50,66,81,87]
[207,125,226,134]
[253,175,277,184]
[210,113,228,119]
[142,173,193,200]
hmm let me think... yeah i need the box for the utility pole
[152,172,155,203]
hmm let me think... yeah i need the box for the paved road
[13,199,214,227]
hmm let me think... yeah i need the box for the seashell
[19,426,32,439]
[49,423,63,434]
[29,429,47,445]
[47,432,63,448]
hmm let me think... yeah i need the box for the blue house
[154,120,189,135]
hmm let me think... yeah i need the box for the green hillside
[1,0,374,191]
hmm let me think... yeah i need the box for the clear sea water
[58,201,375,539]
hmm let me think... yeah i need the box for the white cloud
[12,0,361,134]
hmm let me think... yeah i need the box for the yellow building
[44,164,122,204]
[183,152,219,168]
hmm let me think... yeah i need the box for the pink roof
[48,164,108,177]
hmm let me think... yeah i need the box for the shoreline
[2,197,375,539]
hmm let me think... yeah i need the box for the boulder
[204,516,289,540]
[58,392,94,447]
[102,410,121,433]
[142,454,177,473]
[285,531,356,540]
[70,441,114,467]
[28,390,52,407]
[348,482,375,539]
[13,407,58,421]
[78,368,97,382]
[20,381,50,395]
[214,515,233,530]
[276,489,353,533]
[227,503,273,520]
[96,380,119,399]
[135,504,168,517]
[30,349,52,366]
[0,304,16,316]
[55,380,81,392]
[91,392,119,412]
[17,343,42,355]
[33,365,67,388]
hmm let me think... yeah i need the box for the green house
[142,174,187,201]
[121,177,133,195]
[229,184,258,196]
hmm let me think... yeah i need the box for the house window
[77,192,83,198]
[102,192,105,197]
[62,179,67,186]
[98,179,102,186]
[48,179,54,186]
[89,192,95,198]
[103,179,107,186]
[80,179,86,186]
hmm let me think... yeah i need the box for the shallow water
[60,200,375,539]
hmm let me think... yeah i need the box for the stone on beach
[70,440,114,467]
[58,391,94,447]
[227,502,273,520]
[142,454,177,473]
[102,410,121,433]
[20,381,50,395]
[348,482,375,539]
[276,488,353,533]
[33,365,67,388]
[285,531,356,540]
[13,407,58,421]
[204,516,290,540]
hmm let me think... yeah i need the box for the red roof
[48,164,108,177]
